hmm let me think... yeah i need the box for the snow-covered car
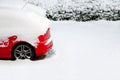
[0,1,53,60]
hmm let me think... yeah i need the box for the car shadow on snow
[0,49,55,61]
[32,49,55,61]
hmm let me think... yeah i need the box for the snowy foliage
[28,0,120,21]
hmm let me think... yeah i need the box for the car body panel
[0,28,53,59]
[0,2,53,59]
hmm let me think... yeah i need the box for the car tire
[12,43,36,60]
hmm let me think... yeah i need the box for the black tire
[12,43,36,60]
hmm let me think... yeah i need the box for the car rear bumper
[35,40,53,57]
[45,49,55,57]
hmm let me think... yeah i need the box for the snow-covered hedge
[28,0,120,21]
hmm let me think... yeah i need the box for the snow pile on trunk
[0,1,51,46]
[0,0,46,17]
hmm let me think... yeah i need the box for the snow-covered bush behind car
[28,0,120,21]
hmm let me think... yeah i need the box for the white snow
[0,0,46,17]
[23,3,46,17]
[0,0,25,10]
[28,0,120,10]
[0,21,120,80]
[0,2,50,46]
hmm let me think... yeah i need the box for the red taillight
[38,28,51,42]
[39,35,44,41]
[8,35,17,41]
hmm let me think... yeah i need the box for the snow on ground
[0,21,120,80]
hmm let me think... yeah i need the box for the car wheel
[12,43,35,60]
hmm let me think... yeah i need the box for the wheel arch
[11,41,36,60]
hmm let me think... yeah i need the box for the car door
[0,11,15,58]
[0,37,11,58]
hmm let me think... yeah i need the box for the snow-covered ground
[0,21,120,80]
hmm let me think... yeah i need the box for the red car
[0,1,53,60]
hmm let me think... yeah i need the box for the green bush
[46,8,120,21]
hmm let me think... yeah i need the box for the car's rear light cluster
[38,28,50,42]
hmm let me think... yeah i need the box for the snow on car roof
[0,0,46,17]
[0,0,51,46]
[0,0,25,9]
[0,0,50,29]
[0,9,51,45]
[0,0,50,31]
